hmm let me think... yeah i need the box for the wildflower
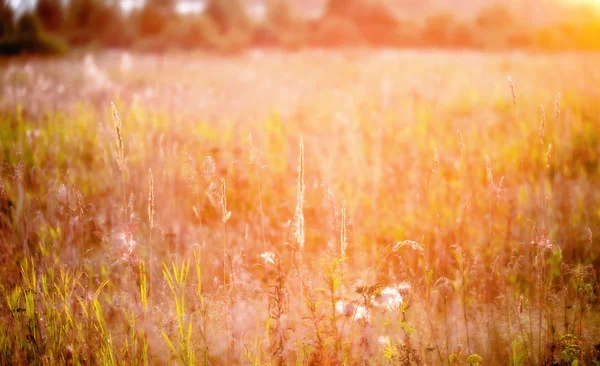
[121,233,136,255]
[355,283,383,297]
[372,284,408,311]
[65,345,73,363]
[353,305,369,321]
[378,336,391,346]
[261,251,275,265]
[380,286,403,306]
[335,300,369,321]
[57,184,68,204]
[335,300,352,317]
[84,54,111,90]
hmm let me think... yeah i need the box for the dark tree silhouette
[35,0,64,32]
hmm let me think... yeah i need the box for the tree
[422,12,457,47]
[476,2,514,31]
[64,0,128,46]
[1,11,67,55]
[266,0,295,30]
[326,0,398,26]
[474,2,515,49]
[66,0,98,33]
[0,0,14,37]
[137,3,167,37]
[255,0,307,48]
[324,0,400,46]
[177,15,221,49]
[16,12,43,38]
[450,22,475,48]
[92,3,131,47]
[204,0,252,33]
[136,0,178,38]
[309,15,365,47]
[148,0,176,12]
[35,0,64,33]
[326,0,347,17]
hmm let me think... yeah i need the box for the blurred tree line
[1,0,600,55]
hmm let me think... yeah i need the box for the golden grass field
[1,50,600,365]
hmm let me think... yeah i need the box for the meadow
[1,50,600,365]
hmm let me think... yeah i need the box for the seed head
[508,77,516,106]
[393,240,423,252]
[220,178,231,223]
[555,93,561,119]
[497,176,504,200]
[203,156,215,178]
[457,130,465,155]
[111,102,126,172]
[261,251,275,265]
[65,345,73,363]
[485,154,494,188]
[519,295,524,314]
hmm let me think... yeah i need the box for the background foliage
[2,0,600,55]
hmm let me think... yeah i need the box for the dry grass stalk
[393,240,424,252]
[497,176,504,200]
[555,93,561,119]
[457,130,465,155]
[294,138,305,250]
[485,154,494,188]
[294,138,305,320]
[327,187,338,235]
[111,102,126,172]
[220,178,231,223]
[508,76,516,106]
[148,169,154,229]
[433,148,439,174]
[546,144,552,170]
[340,201,347,258]
[539,105,545,145]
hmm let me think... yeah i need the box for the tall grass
[0,51,599,365]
